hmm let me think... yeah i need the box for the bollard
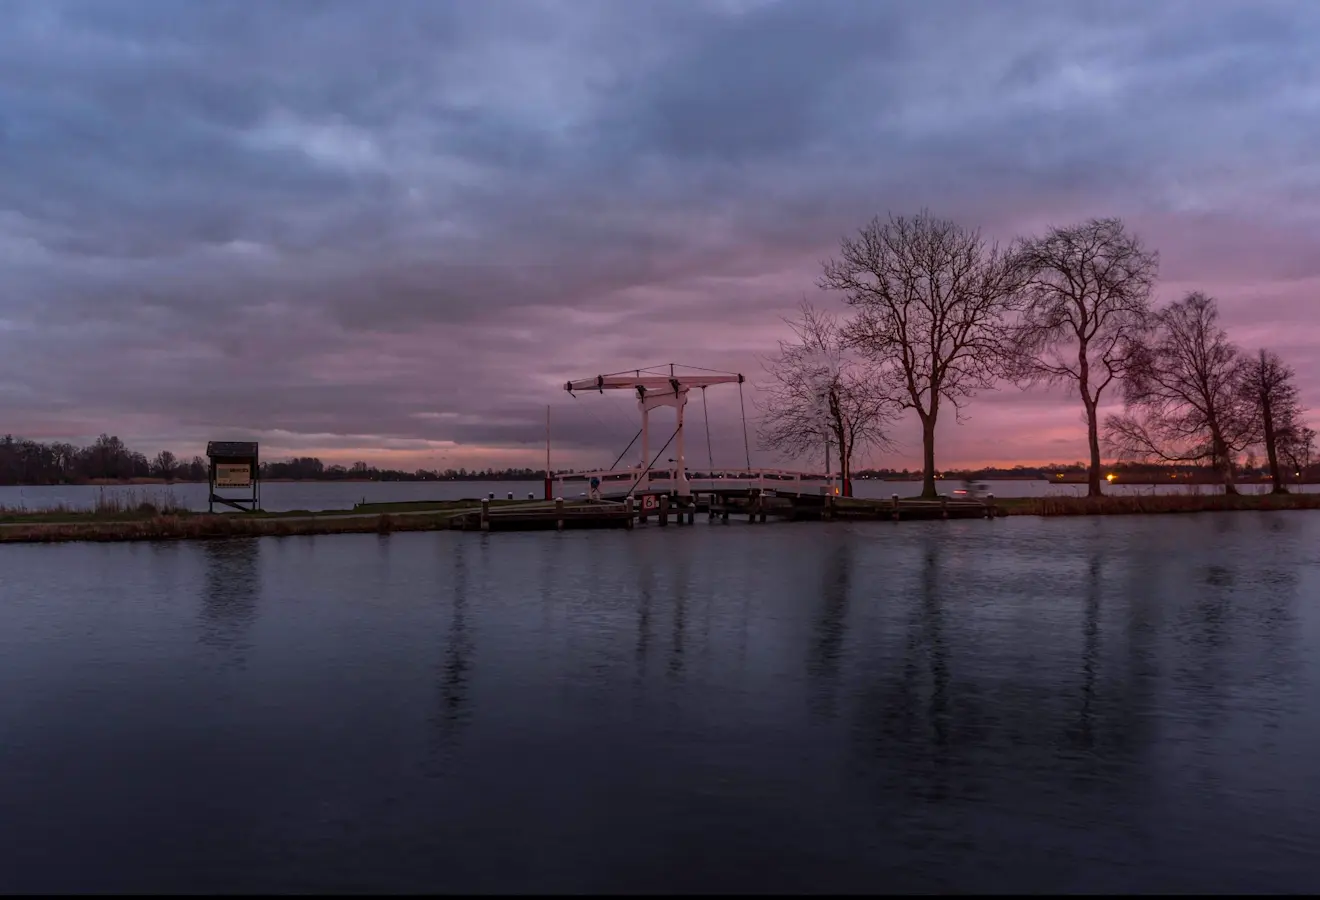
[528,493,535,500]
[625,496,635,530]
[555,497,564,531]
[508,492,514,500]
[480,497,490,531]
[488,492,495,501]
[659,494,669,527]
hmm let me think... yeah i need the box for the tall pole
[545,404,552,501]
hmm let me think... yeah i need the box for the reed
[999,493,1320,516]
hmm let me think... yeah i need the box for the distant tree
[152,450,177,481]
[1282,426,1317,482]
[821,211,1023,499]
[1010,218,1158,497]
[1104,293,1256,494]
[186,455,207,481]
[758,300,895,491]
[1239,349,1307,493]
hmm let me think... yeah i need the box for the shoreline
[2,493,1319,544]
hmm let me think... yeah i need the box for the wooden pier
[447,491,997,531]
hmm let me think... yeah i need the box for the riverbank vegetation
[759,213,1315,499]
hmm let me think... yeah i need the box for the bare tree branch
[1241,348,1307,493]
[1103,292,1255,494]
[757,299,896,491]
[1008,218,1157,497]
[818,211,1022,498]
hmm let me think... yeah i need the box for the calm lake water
[3,514,1320,892]
[1,477,1310,512]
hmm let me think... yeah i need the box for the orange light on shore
[1106,473,1116,483]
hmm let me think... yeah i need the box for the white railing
[553,467,838,498]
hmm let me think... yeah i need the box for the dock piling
[480,498,490,531]
[555,497,564,531]
[625,496,635,529]
[941,495,948,519]
[659,494,669,527]
[892,494,900,521]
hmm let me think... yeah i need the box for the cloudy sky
[2,0,1318,472]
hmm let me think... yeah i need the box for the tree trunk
[920,414,937,500]
[1262,393,1285,493]
[1214,436,1238,496]
[1083,395,1103,498]
[837,433,849,499]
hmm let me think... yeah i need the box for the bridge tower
[565,365,744,498]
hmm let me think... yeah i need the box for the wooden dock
[447,491,996,531]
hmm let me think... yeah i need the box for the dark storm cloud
[2,0,1319,466]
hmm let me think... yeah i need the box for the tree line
[0,435,553,486]
[760,213,1315,498]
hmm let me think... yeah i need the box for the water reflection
[807,535,852,719]
[433,539,475,745]
[669,550,691,681]
[198,538,260,666]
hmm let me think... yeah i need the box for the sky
[2,0,1318,473]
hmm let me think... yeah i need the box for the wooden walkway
[448,492,997,531]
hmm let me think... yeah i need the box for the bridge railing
[553,467,838,497]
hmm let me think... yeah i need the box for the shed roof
[206,441,259,459]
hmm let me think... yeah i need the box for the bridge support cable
[608,429,643,472]
[737,376,752,470]
[701,386,714,473]
[622,426,680,498]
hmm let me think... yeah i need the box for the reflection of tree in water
[848,530,1160,814]
[1169,517,1302,729]
[432,540,475,746]
[668,551,691,681]
[199,538,261,666]
[807,535,853,719]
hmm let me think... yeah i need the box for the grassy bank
[3,492,1319,544]
[994,492,1320,516]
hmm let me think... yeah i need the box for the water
[3,514,1320,892]
[2,478,1310,513]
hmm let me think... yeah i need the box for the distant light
[1056,473,1063,478]
[1106,473,1116,482]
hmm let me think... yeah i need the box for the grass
[0,487,191,523]
[0,511,463,544]
[994,492,1320,516]
[4,489,1318,544]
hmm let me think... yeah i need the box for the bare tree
[1010,218,1157,497]
[758,300,894,493]
[1281,425,1316,482]
[1104,292,1256,493]
[820,211,1022,499]
[152,450,177,481]
[1240,349,1307,493]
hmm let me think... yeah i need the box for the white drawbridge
[562,364,835,499]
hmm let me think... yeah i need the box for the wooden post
[659,494,669,527]
[986,493,995,519]
[555,497,564,531]
[940,495,948,519]
[823,493,834,522]
[892,493,900,522]
[625,496,635,530]
[480,497,490,531]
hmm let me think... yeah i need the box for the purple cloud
[1,0,1317,470]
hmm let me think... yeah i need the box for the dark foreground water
[3,514,1320,893]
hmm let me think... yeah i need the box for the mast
[544,404,552,501]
